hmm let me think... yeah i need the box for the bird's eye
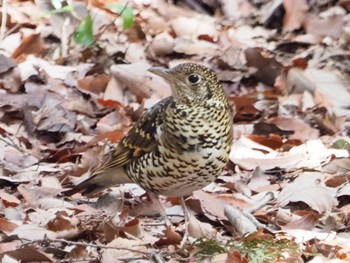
[187,74,201,84]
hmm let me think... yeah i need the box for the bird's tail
[63,166,132,197]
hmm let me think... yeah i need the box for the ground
[0,0,350,262]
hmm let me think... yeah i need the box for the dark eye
[187,74,201,84]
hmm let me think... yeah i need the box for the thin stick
[0,0,7,40]
[22,237,151,257]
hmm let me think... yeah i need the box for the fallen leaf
[0,54,17,73]
[148,32,175,56]
[101,237,149,259]
[10,224,56,241]
[2,248,53,262]
[266,116,320,142]
[283,0,309,32]
[304,11,344,39]
[0,217,18,235]
[154,227,182,247]
[192,190,227,219]
[12,33,44,60]
[187,212,216,239]
[220,0,256,19]
[245,48,283,86]
[277,172,337,214]
[283,212,319,230]
[0,190,21,207]
[170,15,218,39]
[110,62,171,99]
[78,74,110,94]
[173,38,219,56]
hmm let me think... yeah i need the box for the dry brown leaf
[215,194,252,209]
[225,251,249,263]
[110,62,171,99]
[173,38,219,56]
[304,11,345,39]
[192,190,227,219]
[154,227,182,247]
[220,0,256,19]
[230,136,305,170]
[96,109,131,134]
[17,184,63,206]
[2,248,53,262]
[267,116,320,142]
[101,237,149,260]
[12,33,44,60]
[170,15,217,39]
[103,77,126,103]
[277,172,337,214]
[125,43,146,62]
[322,158,350,174]
[0,217,18,235]
[95,191,124,215]
[4,148,38,169]
[283,0,309,32]
[10,224,56,241]
[244,48,283,86]
[89,130,126,145]
[187,212,216,239]
[0,54,17,73]
[118,218,143,238]
[65,246,89,262]
[310,71,350,117]
[283,212,319,230]
[0,240,22,256]
[247,134,283,150]
[339,204,350,220]
[336,183,350,199]
[0,65,22,92]
[148,32,175,56]
[247,168,271,192]
[0,190,21,207]
[78,74,110,94]
[33,95,77,133]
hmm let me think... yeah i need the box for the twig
[58,256,147,263]
[0,137,26,154]
[22,238,152,257]
[3,22,20,38]
[0,0,7,40]
[91,1,130,44]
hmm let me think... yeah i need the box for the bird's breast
[126,102,233,197]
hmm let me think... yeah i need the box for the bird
[65,63,234,220]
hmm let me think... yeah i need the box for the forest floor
[0,0,350,262]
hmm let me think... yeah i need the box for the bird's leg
[179,197,190,247]
[148,192,172,228]
[179,197,190,223]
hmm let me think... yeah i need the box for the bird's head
[149,63,226,105]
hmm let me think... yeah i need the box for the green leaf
[332,139,350,153]
[105,3,135,29]
[74,14,94,46]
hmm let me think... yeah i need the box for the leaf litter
[0,0,350,262]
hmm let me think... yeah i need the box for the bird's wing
[93,96,173,173]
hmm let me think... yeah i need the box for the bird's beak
[148,67,176,83]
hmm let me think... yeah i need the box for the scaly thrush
[65,63,233,206]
